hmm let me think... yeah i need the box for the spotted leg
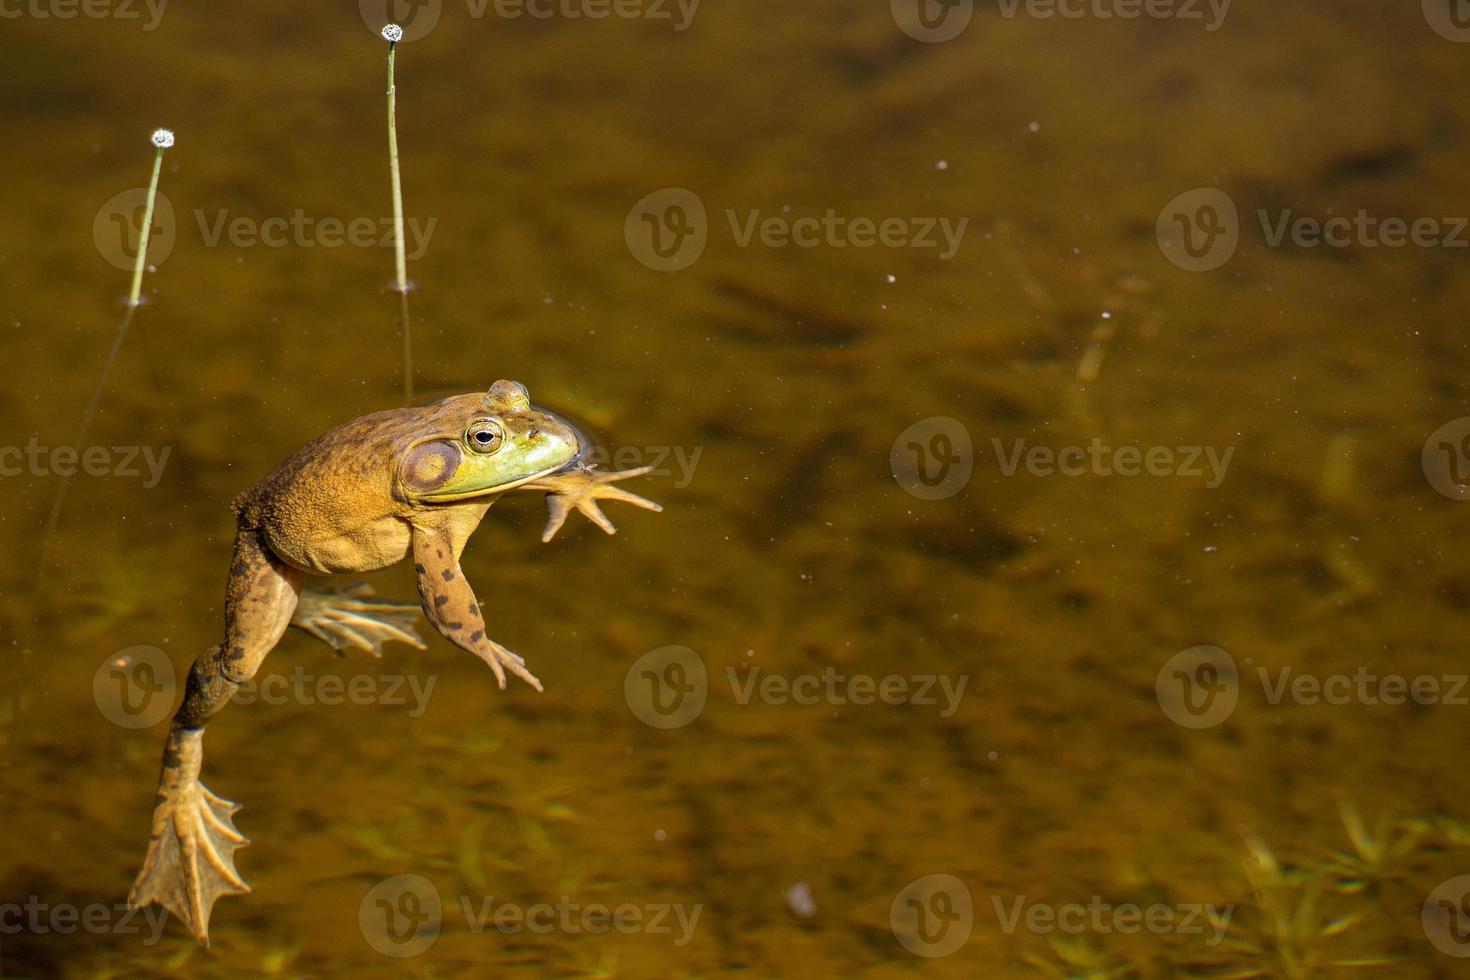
[411,519,543,692]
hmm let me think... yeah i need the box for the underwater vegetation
[1010,801,1470,979]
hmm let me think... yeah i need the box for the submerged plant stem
[129,147,165,307]
[386,39,414,404]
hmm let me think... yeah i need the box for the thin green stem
[386,40,414,404]
[128,147,164,307]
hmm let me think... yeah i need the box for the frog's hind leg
[129,527,302,946]
[291,583,427,657]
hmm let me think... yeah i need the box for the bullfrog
[126,380,660,945]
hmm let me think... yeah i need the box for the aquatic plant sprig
[39,127,175,582]
[129,128,174,306]
[383,23,414,404]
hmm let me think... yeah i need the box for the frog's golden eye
[465,419,504,455]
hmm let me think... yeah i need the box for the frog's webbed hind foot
[292,583,427,657]
[128,729,249,946]
[534,465,663,542]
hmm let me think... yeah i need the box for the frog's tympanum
[127,381,660,945]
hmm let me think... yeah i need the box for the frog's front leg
[411,521,543,692]
[128,527,303,946]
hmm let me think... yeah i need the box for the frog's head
[395,380,583,503]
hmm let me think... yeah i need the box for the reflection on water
[3,1,1470,976]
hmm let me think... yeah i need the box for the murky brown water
[5,1,1470,976]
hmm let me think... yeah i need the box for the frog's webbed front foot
[128,728,250,946]
[531,465,663,543]
[291,583,427,657]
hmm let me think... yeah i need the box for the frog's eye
[465,419,504,454]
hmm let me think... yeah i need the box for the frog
[126,380,660,945]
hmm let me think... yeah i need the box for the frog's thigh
[220,527,305,680]
[177,528,303,728]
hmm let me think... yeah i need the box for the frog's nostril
[528,427,542,439]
